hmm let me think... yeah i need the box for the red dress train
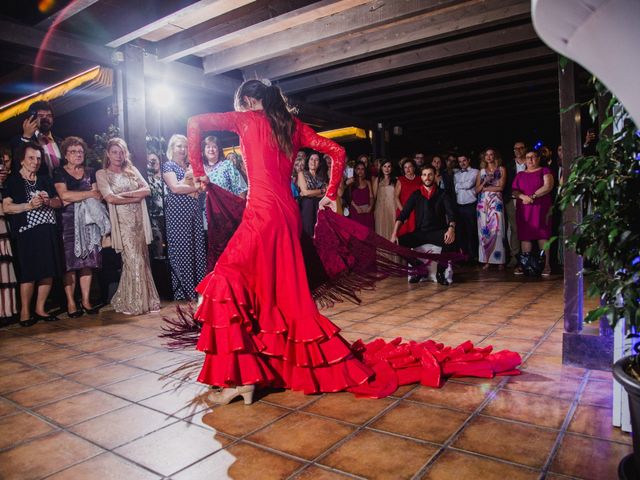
[186,111,521,397]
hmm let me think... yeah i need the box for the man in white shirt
[454,154,479,261]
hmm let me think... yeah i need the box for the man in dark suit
[391,165,457,285]
[11,101,62,177]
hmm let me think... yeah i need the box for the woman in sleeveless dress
[348,161,374,229]
[297,152,326,237]
[476,148,506,269]
[373,159,397,241]
[394,158,422,237]
[96,138,160,315]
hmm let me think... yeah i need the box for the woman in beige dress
[96,138,160,315]
[372,159,397,240]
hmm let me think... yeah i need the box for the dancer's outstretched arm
[187,112,244,178]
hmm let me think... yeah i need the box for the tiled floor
[0,269,631,479]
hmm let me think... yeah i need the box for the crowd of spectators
[0,99,565,326]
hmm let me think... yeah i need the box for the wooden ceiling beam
[355,78,558,116]
[203,0,466,75]
[304,45,554,103]
[279,22,541,95]
[0,19,112,65]
[158,0,361,62]
[245,0,530,80]
[329,62,557,110]
[105,0,244,48]
[393,96,558,125]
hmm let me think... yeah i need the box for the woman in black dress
[3,143,62,326]
[297,152,327,237]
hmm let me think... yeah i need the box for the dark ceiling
[0,0,584,153]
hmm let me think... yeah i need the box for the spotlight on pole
[150,84,174,109]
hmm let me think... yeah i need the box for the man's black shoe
[436,271,450,286]
[408,275,420,284]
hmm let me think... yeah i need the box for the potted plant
[557,81,640,479]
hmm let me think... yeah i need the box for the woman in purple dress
[348,161,374,229]
[53,137,104,316]
[511,150,555,275]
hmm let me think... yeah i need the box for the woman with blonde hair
[96,138,160,315]
[162,133,206,300]
[476,148,507,269]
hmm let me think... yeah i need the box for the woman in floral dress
[476,148,506,269]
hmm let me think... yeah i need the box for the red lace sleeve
[297,121,345,200]
[187,112,244,178]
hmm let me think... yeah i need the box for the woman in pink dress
[511,150,555,275]
[348,161,374,229]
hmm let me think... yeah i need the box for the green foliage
[557,83,640,333]
[86,124,120,170]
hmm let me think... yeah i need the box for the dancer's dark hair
[234,79,297,158]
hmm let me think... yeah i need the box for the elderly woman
[162,134,206,300]
[96,138,160,314]
[297,151,327,237]
[53,136,107,317]
[476,148,506,270]
[202,136,247,198]
[512,150,555,275]
[3,143,62,326]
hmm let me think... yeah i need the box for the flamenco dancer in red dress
[172,79,521,405]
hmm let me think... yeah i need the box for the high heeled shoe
[207,385,255,405]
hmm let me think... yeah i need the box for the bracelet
[532,193,538,200]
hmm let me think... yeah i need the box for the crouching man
[390,165,456,285]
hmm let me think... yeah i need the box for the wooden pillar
[558,59,583,334]
[122,44,148,176]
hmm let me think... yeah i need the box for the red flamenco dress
[182,111,521,398]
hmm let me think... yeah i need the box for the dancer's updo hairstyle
[234,79,297,158]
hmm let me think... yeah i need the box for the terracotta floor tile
[408,382,495,412]
[102,371,171,401]
[503,371,582,400]
[482,390,571,429]
[430,332,487,348]
[75,336,129,354]
[196,401,288,437]
[356,303,398,314]
[384,326,437,341]
[373,314,421,326]
[302,391,394,424]
[44,329,98,347]
[67,363,146,387]
[0,368,60,394]
[0,411,57,449]
[174,442,303,480]
[331,311,378,322]
[533,340,563,356]
[248,412,354,460]
[99,343,158,361]
[259,388,319,409]
[580,378,613,407]
[492,325,549,340]
[469,314,512,325]
[70,404,175,449]
[523,354,586,378]
[568,404,632,444]
[590,369,613,381]
[293,465,353,479]
[5,378,91,408]
[140,383,211,418]
[320,429,438,480]
[125,350,187,371]
[111,326,156,342]
[550,433,632,480]
[0,431,103,480]
[46,452,161,480]
[371,401,468,443]
[113,421,228,476]
[35,390,130,426]
[404,317,455,330]
[14,346,83,366]
[446,321,500,336]
[344,322,393,336]
[479,336,539,355]
[453,416,558,468]
[0,338,50,357]
[390,384,418,397]
[0,397,19,417]
[420,449,539,480]
[41,354,111,375]
[0,359,32,375]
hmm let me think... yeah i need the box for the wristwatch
[448,223,455,229]
[532,193,538,200]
